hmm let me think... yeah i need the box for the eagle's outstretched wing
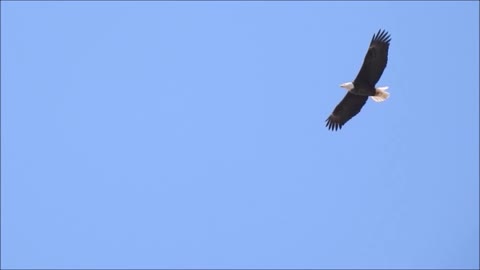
[353,29,391,87]
[325,92,368,131]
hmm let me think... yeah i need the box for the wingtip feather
[372,29,391,44]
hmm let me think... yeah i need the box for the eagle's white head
[340,82,354,91]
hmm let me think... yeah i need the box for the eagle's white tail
[371,86,390,102]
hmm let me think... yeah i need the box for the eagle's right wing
[326,92,368,131]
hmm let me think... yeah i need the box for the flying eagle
[326,29,391,131]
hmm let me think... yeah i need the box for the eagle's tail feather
[371,86,390,102]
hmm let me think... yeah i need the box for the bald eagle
[326,29,391,131]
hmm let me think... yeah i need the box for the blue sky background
[1,1,479,269]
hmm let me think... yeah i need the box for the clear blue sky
[1,1,479,269]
